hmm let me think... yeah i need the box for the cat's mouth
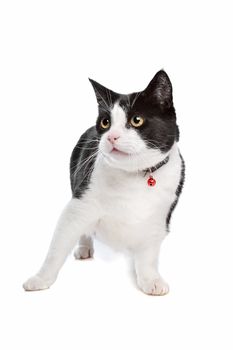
[111,147,129,156]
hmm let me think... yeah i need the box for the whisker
[73,145,99,150]
[78,138,100,143]
[127,95,131,109]
[96,90,109,110]
[99,104,110,114]
[76,154,99,189]
[131,92,142,108]
[72,150,99,176]
[106,89,113,109]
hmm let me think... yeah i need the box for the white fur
[23,103,181,295]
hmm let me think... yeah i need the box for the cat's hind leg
[74,235,94,259]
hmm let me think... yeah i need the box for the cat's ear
[144,70,173,107]
[89,78,116,109]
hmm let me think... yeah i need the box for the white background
[0,0,232,349]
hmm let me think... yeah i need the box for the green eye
[100,117,110,129]
[130,115,144,127]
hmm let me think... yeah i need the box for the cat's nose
[107,133,120,144]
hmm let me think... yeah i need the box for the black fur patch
[166,152,185,230]
[70,126,99,198]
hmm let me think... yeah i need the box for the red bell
[147,176,156,187]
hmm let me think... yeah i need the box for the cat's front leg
[23,198,98,291]
[134,236,169,296]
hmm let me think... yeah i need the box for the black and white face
[90,70,179,171]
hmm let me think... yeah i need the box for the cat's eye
[100,117,110,129]
[130,115,144,128]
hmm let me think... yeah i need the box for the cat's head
[89,70,179,172]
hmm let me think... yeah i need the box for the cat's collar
[143,156,170,187]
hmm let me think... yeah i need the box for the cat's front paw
[23,275,52,291]
[74,246,94,260]
[137,276,169,296]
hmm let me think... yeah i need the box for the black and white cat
[23,70,185,295]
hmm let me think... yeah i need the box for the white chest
[88,146,181,250]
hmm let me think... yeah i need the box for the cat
[23,70,185,295]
